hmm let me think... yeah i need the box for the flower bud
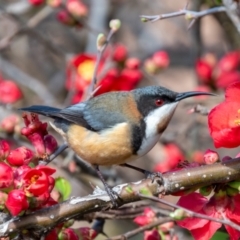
[59,228,78,240]
[96,33,106,51]
[125,58,140,69]
[0,115,20,133]
[44,135,58,155]
[66,0,88,17]
[47,0,61,7]
[195,59,213,83]
[28,0,44,6]
[113,44,127,62]
[5,190,29,216]
[109,19,121,32]
[152,51,169,69]
[169,208,187,220]
[7,147,34,166]
[0,140,10,160]
[203,149,219,165]
[0,162,13,188]
[144,229,161,240]
[0,80,22,104]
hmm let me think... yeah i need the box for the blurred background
[0,0,240,239]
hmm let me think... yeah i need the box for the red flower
[0,162,13,188]
[208,82,240,148]
[218,51,240,72]
[7,147,34,166]
[66,0,88,17]
[152,51,169,69]
[66,54,99,92]
[203,149,219,165]
[113,44,128,62]
[21,114,57,158]
[177,192,240,240]
[0,140,10,160]
[216,71,240,89]
[28,0,45,6]
[195,59,213,83]
[60,228,78,240]
[57,10,76,26]
[191,151,204,164]
[0,114,20,133]
[134,208,156,226]
[154,144,184,173]
[0,80,22,104]
[125,58,141,69]
[22,166,55,196]
[78,227,98,240]
[6,190,29,216]
[144,229,161,240]
[45,229,58,240]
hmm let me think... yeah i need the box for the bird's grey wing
[82,93,127,131]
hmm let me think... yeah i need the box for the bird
[20,85,213,206]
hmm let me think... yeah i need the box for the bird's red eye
[155,99,164,106]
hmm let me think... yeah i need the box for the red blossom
[78,227,98,240]
[0,114,20,133]
[66,0,88,17]
[22,166,55,196]
[113,44,128,62]
[45,229,58,240]
[154,144,184,173]
[44,134,58,155]
[208,82,240,148]
[0,140,10,160]
[28,0,45,5]
[217,51,240,72]
[57,10,76,26]
[195,59,213,83]
[60,228,78,240]
[0,162,13,188]
[5,190,29,216]
[191,151,204,164]
[134,208,156,226]
[152,51,170,69]
[144,229,161,240]
[203,149,219,165]
[125,57,141,69]
[0,80,22,104]
[177,192,240,240]
[216,71,240,89]
[7,147,34,166]
[66,53,98,93]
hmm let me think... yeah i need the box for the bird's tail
[19,105,61,118]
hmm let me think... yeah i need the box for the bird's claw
[107,188,120,208]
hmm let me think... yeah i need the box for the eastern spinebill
[20,85,213,206]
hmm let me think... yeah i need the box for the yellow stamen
[77,60,95,82]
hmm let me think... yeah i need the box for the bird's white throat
[137,102,178,157]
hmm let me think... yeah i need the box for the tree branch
[140,6,226,23]
[1,158,240,237]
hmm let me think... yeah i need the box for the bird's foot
[105,186,120,208]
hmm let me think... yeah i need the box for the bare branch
[140,6,226,23]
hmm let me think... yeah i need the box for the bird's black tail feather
[19,105,61,118]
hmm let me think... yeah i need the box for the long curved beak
[175,91,215,101]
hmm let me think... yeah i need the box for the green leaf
[55,177,72,201]
[210,231,228,240]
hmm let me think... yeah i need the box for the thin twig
[138,194,240,232]
[140,6,226,23]
[107,217,173,240]
[89,29,115,94]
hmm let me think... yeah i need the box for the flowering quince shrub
[66,44,145,103]
[195,51,240,90]
[0,113,99,240]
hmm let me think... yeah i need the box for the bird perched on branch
[20,85,213,206]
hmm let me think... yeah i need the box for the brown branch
[138,194,240,232]
[1,158,240,237]
[140,6,226,23]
